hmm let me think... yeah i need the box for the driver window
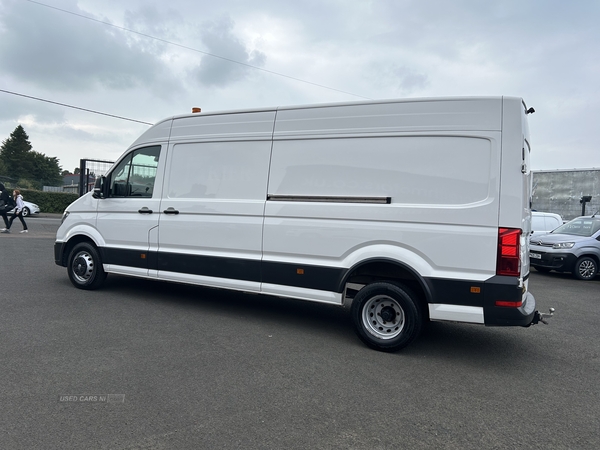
[109,146,161,198]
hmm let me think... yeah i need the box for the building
[532,169,600,220]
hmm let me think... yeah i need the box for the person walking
[1,189,28,233]
[0,183,13,229]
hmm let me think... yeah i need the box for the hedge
[20,190,79,214]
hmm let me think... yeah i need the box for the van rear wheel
[67,242,107,290]
[351,282,423,352]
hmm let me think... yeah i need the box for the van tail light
[496,228,521,277]
[495,300,523,308]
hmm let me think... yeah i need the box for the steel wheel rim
[579,260,596,279]
[362,294,405,340]
[71,251,95,283]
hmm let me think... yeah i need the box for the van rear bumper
[427,275,536,327]
[483,276,536,326]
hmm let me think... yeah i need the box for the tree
[0,125,63,188]
[0,125,33,180]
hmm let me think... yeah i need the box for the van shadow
[97,275,539,364]
[102,275,355,341]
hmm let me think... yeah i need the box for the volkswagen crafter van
[55,97,553,351]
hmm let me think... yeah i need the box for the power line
[0,89,154,125]
[24,0,372,100]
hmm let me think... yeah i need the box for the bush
[20,190,79,214]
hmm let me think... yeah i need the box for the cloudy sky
[1,0,599,174]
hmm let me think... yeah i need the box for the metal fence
[78,159,114,196]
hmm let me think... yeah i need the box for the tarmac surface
[1,215,599,449]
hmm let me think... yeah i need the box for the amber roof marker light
[192,107,202,113]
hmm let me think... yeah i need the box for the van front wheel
[67,242,107,290]
[351,282,423,352]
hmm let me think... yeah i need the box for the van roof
[163,96,522,121]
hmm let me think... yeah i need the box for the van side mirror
[92,176,106,199]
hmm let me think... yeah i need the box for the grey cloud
[190,15,267,87]
[0,0,180,94]
[0,91,67,124]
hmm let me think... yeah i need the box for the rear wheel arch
[341,258,431,318]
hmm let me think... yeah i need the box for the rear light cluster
[495,227,524,308]
[496,228,521,277]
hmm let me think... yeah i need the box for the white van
[55,97,551,352]
[531,211,563,234]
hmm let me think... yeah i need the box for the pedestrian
[1,189,28,233]
[0,183,13,229]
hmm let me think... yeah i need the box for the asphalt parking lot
[1,215,599,449]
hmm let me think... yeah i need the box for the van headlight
[60,211,70,226]
[553,242,574,249]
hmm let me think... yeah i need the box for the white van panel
[169,111,276,142]
[268,136,495,205]
[274,97,502,138]
[165,141,272,200]
[264,133,501,279]
[262,217,497,278]
[156,140,272,287]
[130,119,173,148]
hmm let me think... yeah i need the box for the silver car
[529,215,600,280]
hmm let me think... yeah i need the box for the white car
[9,200,40,217]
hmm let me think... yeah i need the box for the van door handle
[138,207,153,214]
[163,207,180,215]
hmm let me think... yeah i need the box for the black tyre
[573,256,598,281]
[351,282,423,352]
[22,207,30,217]
[534,266,551,273]
[67,242,107,290]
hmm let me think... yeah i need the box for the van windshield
[552,218,600,237]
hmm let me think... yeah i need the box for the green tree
[0,125,32,179]
[0,125,63,188]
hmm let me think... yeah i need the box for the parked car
[529,215,600,280]
[531,211,563,234]
[8,200,40,217]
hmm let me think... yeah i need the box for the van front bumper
[54,242,67,267]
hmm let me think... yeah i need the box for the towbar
[530,308,555,325]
